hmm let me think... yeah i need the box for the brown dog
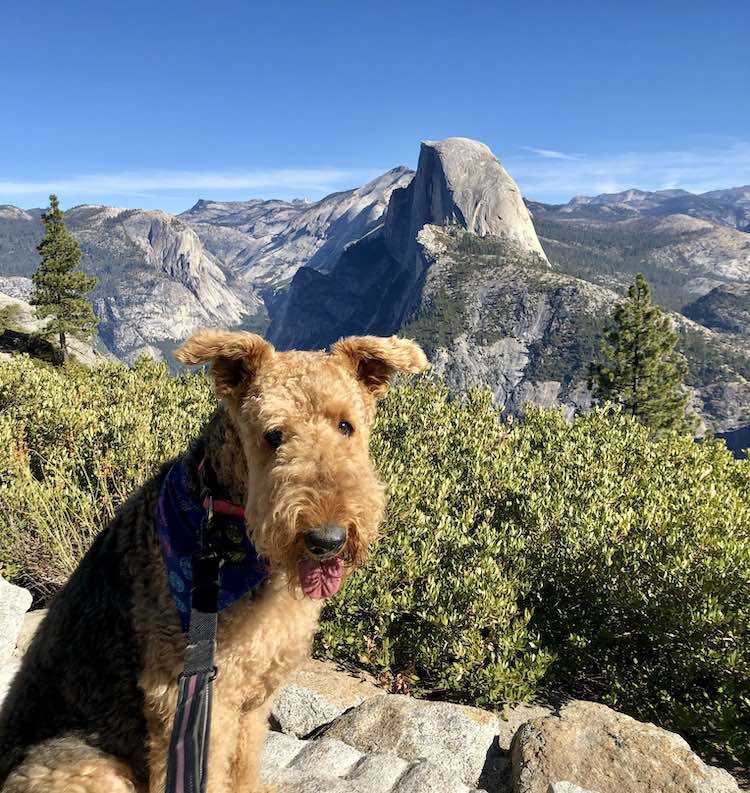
[0,332,428,793]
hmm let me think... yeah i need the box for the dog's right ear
[175,330,274,399]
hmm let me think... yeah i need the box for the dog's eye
[338,420,354,437]
[264,429,284,449]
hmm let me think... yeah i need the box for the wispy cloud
[3,141,750,211]
[520,146,578,161]
[508,140,750,202]
[0,167,382,199]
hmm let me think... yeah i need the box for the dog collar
[154,459,269,632]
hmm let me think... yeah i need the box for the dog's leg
[2,736,141,793]
[230,702,275,793]
[201,697,241,793]
[145,714,169,793]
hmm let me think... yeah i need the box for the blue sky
[1,0,748,212]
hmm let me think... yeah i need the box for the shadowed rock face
[181,167,414,287]
[267,231,416,351]
[683,283,750,336]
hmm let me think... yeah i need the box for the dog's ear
[331,335,429,398]
[175,330,274,398]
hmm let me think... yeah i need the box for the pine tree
[589,273,697,435]
[31,195,97,361]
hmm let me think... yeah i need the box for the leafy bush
[0,355,214,593]
[318,380,750,765]
[1,355,748,766]
[317,383,554,705]
[504,407,750,766]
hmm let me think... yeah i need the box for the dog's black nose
[304,524,347,558]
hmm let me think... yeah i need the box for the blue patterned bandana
[155,460,269,632]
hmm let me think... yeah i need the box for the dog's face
[176,331,428,598]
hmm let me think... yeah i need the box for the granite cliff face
[269,138,599,412]
[405,225,607,416]
[0,171,408,362]
[269,140,750,433]
[0,290,108,366]
[384,138,548,265]
[0,205,259,362]
[268,138,548,350]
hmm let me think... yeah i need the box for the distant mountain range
[1,138,748,437]
[529,185,750,232]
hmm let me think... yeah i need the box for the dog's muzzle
[304,524,347,560]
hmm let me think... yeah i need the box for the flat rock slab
[5,621,742,793]
[261,730,485,793]
[511,700,740,793]
[271,658,382,738]
[324,693,504,790]
[0,577,32,662]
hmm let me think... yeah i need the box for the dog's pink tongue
[298,557,344,599]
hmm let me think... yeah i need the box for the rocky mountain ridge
[270,139,750,434]
[1,139,749,433]
[533,184,750,231]
[684,283,750,336]
[0,170,409,362]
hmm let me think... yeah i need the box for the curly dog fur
[0,332,428,793]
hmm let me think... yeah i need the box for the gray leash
[165,497,222,793]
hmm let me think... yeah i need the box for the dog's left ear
[175,330,274,399]
[331,335,429,398]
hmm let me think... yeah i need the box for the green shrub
[316,383,554,705]
[0,355,214,594]
[0,355,748,766]
[499,406,750,765]
[316,381,750,765]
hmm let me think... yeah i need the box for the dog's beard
[247,464,384,598]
